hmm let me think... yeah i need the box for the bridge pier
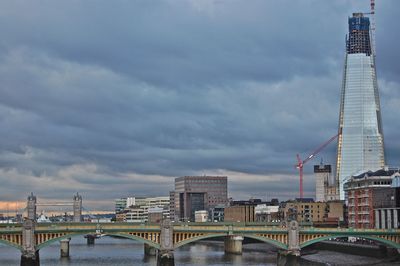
[157,218,174,266]
[277,250,300,266]
[60,238,71,258]
[21,209,38,266]
[21,250,40,266]
[85,235,96,245]
[144,243,157,256]
[157,250,174,266]
[224,235,244,255]
[276,220,301,265]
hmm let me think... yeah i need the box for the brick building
[345,168,400,229]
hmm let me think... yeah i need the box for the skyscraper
[336,13,385,200]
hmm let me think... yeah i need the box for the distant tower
[314,163,331,202]
[73,193,82,222]
[314,163,339,202]
[27,193,37,221]
[335,13,385,199]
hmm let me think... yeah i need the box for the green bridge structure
[1,194,399,265]
[1,219,399,266]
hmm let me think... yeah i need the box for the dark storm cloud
[0,0,399,209]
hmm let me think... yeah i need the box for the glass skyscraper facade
[336,13,385,200]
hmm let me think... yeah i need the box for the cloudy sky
[0,0,399,211]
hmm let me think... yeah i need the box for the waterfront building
[224,205,255,222]
[115,196,170,222]
[148,207,163,223]
[194,210,208,222]
[314,164,339,202]
[169,191,176,221]
[345,168,400,229]
[335,13,385,200]
[173,176,228,222]
[210,204,225,222]
[255,205,280,222]
[115,198,128,213]
[281,200,344,226]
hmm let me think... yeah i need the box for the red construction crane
[295,133,339,199]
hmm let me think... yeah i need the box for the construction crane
[362,0,376,55]
[370,0,376,55]
[295,133,339,199]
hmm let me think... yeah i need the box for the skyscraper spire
[335,13,385,200]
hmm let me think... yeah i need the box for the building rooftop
[352,168,400,179]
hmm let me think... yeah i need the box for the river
[0,236,398,265]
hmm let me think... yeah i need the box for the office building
[115,198,128,213]
[115,196,170,222]
[173,176,228,221]
[335,13,385,200]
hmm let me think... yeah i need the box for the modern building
[115,196,170,222]
[173,176,228,222]
[115,198,128,213]
[169,191,176,221]
[335,13,385,200]
[314,164,339,202]
[210,204,225,222]
[345,168,400,229]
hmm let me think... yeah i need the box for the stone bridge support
[224,235,244,254]
[60,238,71,258]
[144,243,157,256]
[21,194,39,266]
[277,220,300,266]
[85,235,96,245]
[157,219,174,266]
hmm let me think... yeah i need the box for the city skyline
[1,1,400,210]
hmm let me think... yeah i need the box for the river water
[0,236,397,265]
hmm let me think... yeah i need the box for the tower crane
[361,0,376,55]
[295,133,339,199]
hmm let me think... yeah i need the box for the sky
[0,0,399,211]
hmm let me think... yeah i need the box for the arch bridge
[1,220,399,266]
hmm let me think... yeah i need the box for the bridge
[1,220,399,266]
[1,194,399,265]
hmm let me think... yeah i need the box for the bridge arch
[174,233,226,249]
[300,234,400,249]
[173,233,288,250]
[36,233,160,251]
[242,234,288,250]
[0,239,23,251]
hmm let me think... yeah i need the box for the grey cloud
[0,1,399,208]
